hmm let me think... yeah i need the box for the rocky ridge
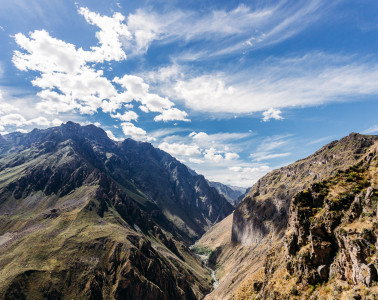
[197,133,378,299]
[244,138,378,299]
[0,122,233,299]
[232,133,378,246]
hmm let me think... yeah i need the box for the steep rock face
[239,139,378,299]
[119,139,233,236]
[0,122,232,299]
[232,133,378,246]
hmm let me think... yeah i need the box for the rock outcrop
[234,137,378,299]
[232,133,378,246]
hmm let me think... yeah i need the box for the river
[189,245,219,290]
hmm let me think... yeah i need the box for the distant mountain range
[207,181,246,205]
[0,122,233,299]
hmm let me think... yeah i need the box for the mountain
[243,136,378,299]
[194,133,378,299]
[233,133,378,246]
[207,181,245,205]
[0,122,233,299]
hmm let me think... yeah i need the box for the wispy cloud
[307,136,335,145]
[126,1,334,59]
[156,53,378,116]
[362,125,378,134]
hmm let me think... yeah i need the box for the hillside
[198,133,378,299]
[233,133,378,246]
[239,138,378,299]
[0,122,233,299]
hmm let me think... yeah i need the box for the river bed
[190,244,219,290]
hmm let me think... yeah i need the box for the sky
[0,0,378,188]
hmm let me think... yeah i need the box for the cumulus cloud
[106,130,123,141]
[0,113,26,127]
[204,147,223,162]
[120,122,153,141]
[12,7,188,130]
[158,142,201,157]
[262,108,283,122]
[0,90,19,115]
[0,113,52,130]
[26,116,51,126]
[154,108,189,122]
[112,111,139,122]
[52,118,63,126]
[227,165,272,187]
[78,7,131,62]
[225,152,240,160]
[189,158,205,164]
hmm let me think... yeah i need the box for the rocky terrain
[0,122,233,299]
[244,137,378,299]
[1,123,377,299]
[232,133,378,246]
[196,133,378,299]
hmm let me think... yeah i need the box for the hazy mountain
[0,122,233,299]
[207,181,245,205]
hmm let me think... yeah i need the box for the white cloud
[106,129,123,141]
[307,136,334,145]
[0,90,19,115]
[78,7,131,62]
[227,165,272,187]
[52,118,63,126]
[154,108,189,122]
[112,111,139,122]
[225,152,240,160]
[204,147,223,162]
[251,152,291,162]
[113,75,188,121]
[166,54,378,116]
[123,2,331,59]
[362,125,378,134]
[189,158,205,164]
[249,135,292,162]
[158,141,201,157]
[113,75,174,112]
[120,122,153,141]
[25,116,50,126]
[12,8,188,125]
[0,113,26,127]
[262,108,283,122]
[13,29,119,115]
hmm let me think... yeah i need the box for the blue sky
[0,0,378,187]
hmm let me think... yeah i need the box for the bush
[291,286,299,296]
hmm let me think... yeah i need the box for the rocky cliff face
[0,122,232,299]
[242,139,378,299]
[232,133,378,246]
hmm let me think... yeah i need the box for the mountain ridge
[196,132,378,299]
[0,122,233,299]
